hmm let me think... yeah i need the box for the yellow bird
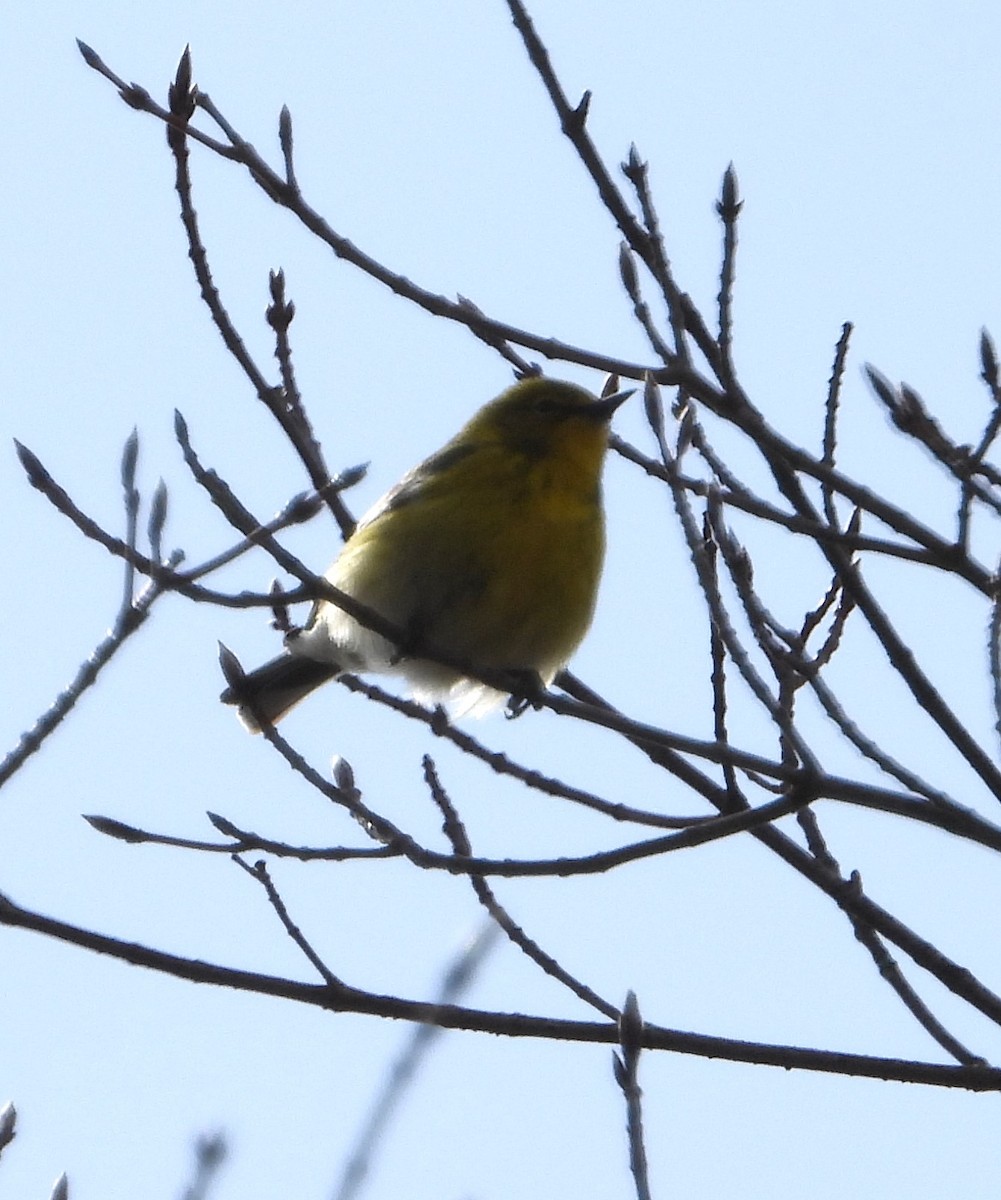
[222,376,631,729]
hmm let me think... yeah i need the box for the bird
[221,375,631,730]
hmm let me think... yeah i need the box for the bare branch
[0,886,996,1088]
[614,991,653,1200]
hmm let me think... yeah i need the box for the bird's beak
[589,388,635,421]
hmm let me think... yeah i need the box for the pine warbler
[222,376,631,729]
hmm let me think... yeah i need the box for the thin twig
[265,267,356,536]
[0,554,180,790]
[425,756,619,1019]
[821,322,853,529]
[617,241,676,365]
[990,565,1001,756]
[119,427,140,609]
[234,856,346,989]
[703,507,744,808]
[796,830,985,1068]
[85,812,400,862]
[504,2,661,283]
[715,164,741,383]
[622,146,690,368]
[614,992,653,1200]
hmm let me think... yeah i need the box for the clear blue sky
[4,2,1001,1197]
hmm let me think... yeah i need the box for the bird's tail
[220,654,339,733]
